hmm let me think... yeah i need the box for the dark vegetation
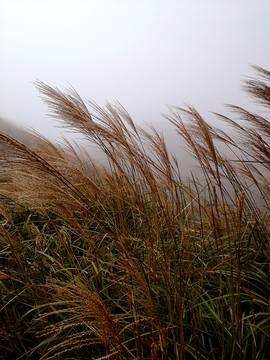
[0,65,269,359]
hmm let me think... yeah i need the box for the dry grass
[0,65,269,359]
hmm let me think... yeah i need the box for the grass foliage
[0,65,269,359]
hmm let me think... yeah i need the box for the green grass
[0,65,269,359]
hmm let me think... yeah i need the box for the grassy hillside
[0,66,269,359]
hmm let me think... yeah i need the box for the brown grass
[0,65,269,359]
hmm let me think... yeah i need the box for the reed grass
[0,65,269,359]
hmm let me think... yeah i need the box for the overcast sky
[1,0,270,141]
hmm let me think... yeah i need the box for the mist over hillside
[0,116,34,146]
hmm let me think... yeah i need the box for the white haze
[0,0,269,171]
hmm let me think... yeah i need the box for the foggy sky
[1,0,270,142]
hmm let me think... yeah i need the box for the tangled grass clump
[0,65,269,359]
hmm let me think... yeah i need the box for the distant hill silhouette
[0,116,34,146]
